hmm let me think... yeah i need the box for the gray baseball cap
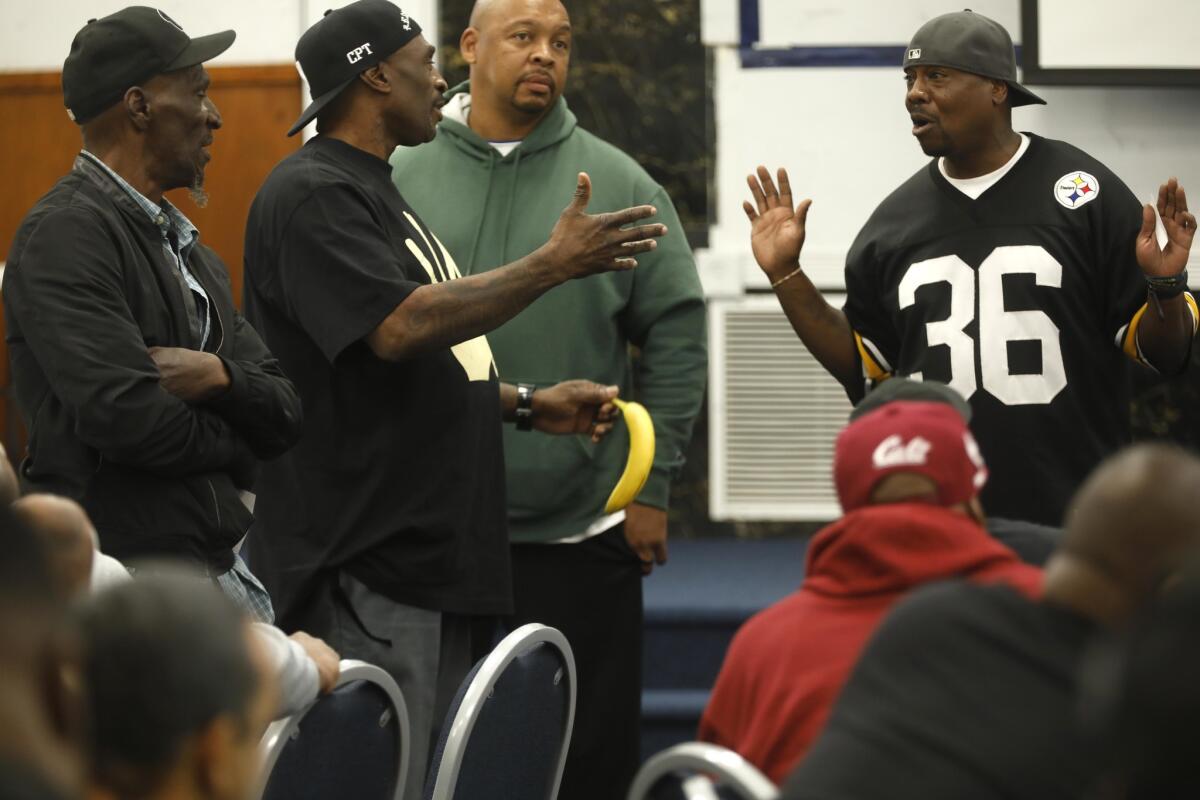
[849,377,973,423]
[903,9,1045,107]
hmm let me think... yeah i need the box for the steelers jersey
[843,133,1196,525]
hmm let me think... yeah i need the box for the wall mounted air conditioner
[708,293,851,521]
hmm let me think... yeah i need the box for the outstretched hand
[532,380,620,443]
[1137,177,1196,278]
[542,173,668,280]
[744,166,813,283]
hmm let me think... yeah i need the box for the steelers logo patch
[1054,171,1100,209]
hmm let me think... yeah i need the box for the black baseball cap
[288,0,423,137]
[62,7,235,124]
[903,9,1045,107]
[849,377,973,423]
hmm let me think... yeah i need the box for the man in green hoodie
[389,1,707,796]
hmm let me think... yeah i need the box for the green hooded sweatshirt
[388,84,707,543]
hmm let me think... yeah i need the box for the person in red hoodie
[697,399,1041,784]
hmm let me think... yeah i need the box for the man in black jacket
[3,7,302,621]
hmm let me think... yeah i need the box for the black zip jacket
[3,156,303,572]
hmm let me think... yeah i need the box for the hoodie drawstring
[465,152,496,273]
[499,147,523,263]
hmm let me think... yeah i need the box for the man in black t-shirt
[242,3,668,794]
[780,443,1200,800]
[744,10,1196,525]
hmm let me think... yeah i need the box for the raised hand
[1137,177,1196,277]
[542,173,668,280]
[744,166,813,282]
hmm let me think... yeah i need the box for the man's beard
[188,163,208,209]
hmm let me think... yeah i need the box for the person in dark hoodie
[3,7,302,622]
[782,442,1200,800]
[699,400,1040,784]
[388,2,706,794]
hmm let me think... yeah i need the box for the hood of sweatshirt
[803,503,1042,599]
[436,81,577,162]
[425,80,578,270]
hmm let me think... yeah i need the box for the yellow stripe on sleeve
[1122,303,1149,362]
[854,331,891,383]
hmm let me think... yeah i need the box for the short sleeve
[842,233,898,398]
[273,185,422,363]
[1096,176,1151,348]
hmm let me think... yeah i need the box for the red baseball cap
[834,400,988,513]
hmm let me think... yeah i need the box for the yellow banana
[604,398,656,513]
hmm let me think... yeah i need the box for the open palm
[1136,178,1196,278]
[744,166,813,280]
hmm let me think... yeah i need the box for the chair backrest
[256,659,409,800]
[627,742,779,800]
[425,623,576,800]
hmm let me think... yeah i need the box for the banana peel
[604,398,656,513]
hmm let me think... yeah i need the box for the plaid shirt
[78,151,212,349]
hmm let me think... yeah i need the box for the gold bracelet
[771,265,803,289]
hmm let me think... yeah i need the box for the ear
[124,86,151,131]
[461,27,480,65]
[357,63,391,94]
[193,714,240,797]
[991,78,1009,107]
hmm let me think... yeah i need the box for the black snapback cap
[62,7,235,124]
[903,9,1045,107]
[288,0,423,136]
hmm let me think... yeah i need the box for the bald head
[469,0,567,29]
[462,0,571,137]
[1058,443,1200,606]
[13,494,97,598]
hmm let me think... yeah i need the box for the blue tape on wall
[736,0,1020,70]
[741,46,907,69]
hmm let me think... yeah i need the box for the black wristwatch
[515,383,536,431]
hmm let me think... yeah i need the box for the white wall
[699,0,1200,295]
[1,0,438,70]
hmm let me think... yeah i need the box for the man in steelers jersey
[744,10,1196,526]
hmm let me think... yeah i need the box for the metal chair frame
[255,658,410,800]
[627,742,779,800]
[427,623,577,800]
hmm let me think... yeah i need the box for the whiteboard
[755,0,1019,47]
[1034,0,1200,69]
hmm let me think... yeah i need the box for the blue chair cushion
[263,679,400,800]
[427,641,569,800]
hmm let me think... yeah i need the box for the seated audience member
[14,493,338,718]
[851,377,1061,564]
[699,401,1040,782]
[0,505,82,800]
[1082,567,1200,799]
[79,572,277,800]
[781,443,1200,800]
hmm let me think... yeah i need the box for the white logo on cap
[963,432,988,489]
[347,42,374,64]
[908,48,922,59]
[157,10,184,31]
[872,435,932,469]
[399,9,411,30]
